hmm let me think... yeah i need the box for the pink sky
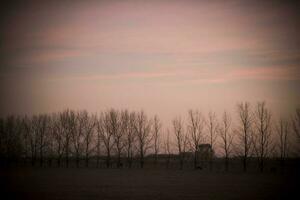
[0,0,299,126]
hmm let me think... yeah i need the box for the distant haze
[0,0,299,126]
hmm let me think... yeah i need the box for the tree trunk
[243,157,247,172]
[194,151,197,169]
[117,152,121,168]
[97,156,100,168]
[57,157,61,167]
[76,154,79,168]
[140,150,144,168]
[280,159,285,174]
[225,157,229,172]
[180,157,183,170]
[106,150,110,168]
[85,156,89,167]
[260,159,264,172]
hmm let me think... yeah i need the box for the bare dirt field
[1,168,298,200]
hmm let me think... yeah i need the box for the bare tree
[173,117,189,169]
[236,102,253,172]
[163,129,172,169]
[95,114,102,168]
[18,117,29,165]
[81,111,96,167]
[135,111,152,168]
[253,102,272,172]
[292,108,300,153]
[2,116,23,166]
[187,110,205,169]
[71,112,84,167]
[110,109,123,168]
[60,110,76,168]
[37,114,49,167]
[52,113,65,167]
[153,115,162,166]
[32,115,47,166]
[219,111,234,172]
[100,111,115,168]
[276,118,289,173]
[0,118,4,165]
[44,116,55,167]
[23,116,38,166]
[124,111,136,168]
[207,111,218,171]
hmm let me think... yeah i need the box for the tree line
[0,101,299,172]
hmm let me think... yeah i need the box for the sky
[0,0,299,126]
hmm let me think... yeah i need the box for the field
[2,167,298,200]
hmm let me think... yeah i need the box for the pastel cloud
[0,0,299,121]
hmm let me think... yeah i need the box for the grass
[2,167,298,200]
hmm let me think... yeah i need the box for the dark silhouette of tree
[276,118,289,173]
[45,117,55,167]
[187,110,205,169]
[207,111,218,171]
[1,116,23,166]
[153,115,162,166]
[0,118,4,165]
[163,129,172,169]
[60,110,76,168]
[32,114,50,167]
[52,113,65,167]
[173,116,187,170]
[95,114,102,168]
[82,111,96,167]
[23,116,37,166]
[100,111,115,168]
[71,112,84,167]
[110,109,123,168]
[292,108,300,153]
[124,111,136,168]
[253,102,272,172]
[236,102,253,172]
[135,111,152,168]
[219,111,234,172]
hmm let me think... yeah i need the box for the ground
[1,168,298,200]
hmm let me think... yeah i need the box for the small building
[196,144,214,161]
[196,144,214,169]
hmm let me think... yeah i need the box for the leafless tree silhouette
[95,115,102,168]
[187,110,205,169]
[60,110,76,168]
[236,102,253,172]
[2,116,23,166]
[173,116,188,170]
[124,111,136,168]
[45,118,55,167]
[100,111,115,168]
[110,109,124,168]
[135,111,152,168]
[253,102,272,172]
[207,111,218,171]
[163,129,172,169]
[276,118,289,173]
[72,112,84,167]
[23,116,38,166]
[218,111,234,172]
[52,114,65,167]
[81,111,96,167]
[0,118,4,164]
[292,108,300,153]
[153,115,162,166]
[34,114,50,167]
